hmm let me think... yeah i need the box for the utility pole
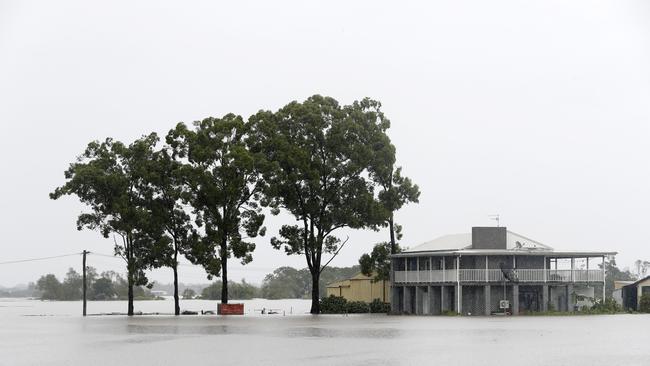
[82,250,88,316]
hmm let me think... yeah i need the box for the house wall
[326,279,391,303]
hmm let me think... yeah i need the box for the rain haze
[1,0,649,287]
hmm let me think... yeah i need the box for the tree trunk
[310,269,320,314]
[173,251,180,316]
[389,213,396,254]
[221,239,228,304]
[127,272,134,316]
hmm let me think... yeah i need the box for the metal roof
[392,249,617,258]
[622,275,650,289]
[394,229,616,258]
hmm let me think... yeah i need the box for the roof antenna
[489,214,500,227]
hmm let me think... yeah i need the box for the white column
[571,257,575,283]
[602,256,606,300]
[442,257,446,282]
[456,256,461,313]
[485,256,489,282]
[405,258,408,283]
[543,256,547,283]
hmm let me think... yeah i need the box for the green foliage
[182,288,196,299]
[35,268,156,301]
[250,95,394,313]
[50,135,167,314]
[320,296,385,314]
[371,166,420,254]
[582,298,624,314]
[320,295,348,314]
[36,274,62,300]
[91,277,115,300]
[61,268,82,300]
[601,259,636,297]
[369,299,391,313]
[639,294,650,313]
[346,301,370,313]
[359,242,400,282]
[441,310,460,316]
[140,144,200,314]
[167,114,266,303]
[260,265,359,299]
[260,267,309,299]
[200,280,260,300]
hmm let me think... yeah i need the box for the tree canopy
[167,114,266,304]
[50,135,166,315]
[250,95,393,313]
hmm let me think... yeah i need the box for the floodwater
[1,298,648,366]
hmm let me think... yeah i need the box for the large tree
[368,140,420,254]
[249,95,390,313]
[142,146,197,315]
[166,114,266,304]
[50,135,164,315]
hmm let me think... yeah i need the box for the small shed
[326,272,391,303]
[616,276,650,311]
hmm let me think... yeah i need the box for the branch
[319,235,350,273]
[112,234,127,262]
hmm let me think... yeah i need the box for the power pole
[82,250,88,316]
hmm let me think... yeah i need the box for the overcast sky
[1,0,649,287]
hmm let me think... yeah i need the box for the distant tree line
[50,95,420,315]
[199,265,360,300]
[23,265,359,301]
[34,267,158,301]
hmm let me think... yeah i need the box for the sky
[1,0,649,287]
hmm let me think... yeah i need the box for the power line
[88,252,275,271]
[0,252,81,265]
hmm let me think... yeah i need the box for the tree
[373,167,419,254]
[142,146,198,315]
[601,258,636,297]
[200,280,260,300]
[91,277,115,300]
[261,267,310,299]
[633,259,650,279]
[639,294,650,313]
[182,288,196,299]
[36,274,62,300]
[250,95,390,313]
[359,241,401,302]
[50,135,164,315]
[201,281,223,300]
[61,268,82,300]
[167,114,266,304]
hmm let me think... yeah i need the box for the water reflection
[286,327,400,339]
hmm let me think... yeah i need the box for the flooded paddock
[1,298,648,366]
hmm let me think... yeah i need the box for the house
[326,272,391,303]
[390,227,616,315]
[613,276,650,311]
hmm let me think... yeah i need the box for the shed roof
[622,275,650,289]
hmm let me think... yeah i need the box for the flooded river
[1,298,648,366]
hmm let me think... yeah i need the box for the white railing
[393,269,603,284]
[459,269,485,282]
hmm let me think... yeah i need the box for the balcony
[393,269,603,284]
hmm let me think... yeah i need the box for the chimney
[472,227,507,249]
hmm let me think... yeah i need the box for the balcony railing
[393,269,603,284]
